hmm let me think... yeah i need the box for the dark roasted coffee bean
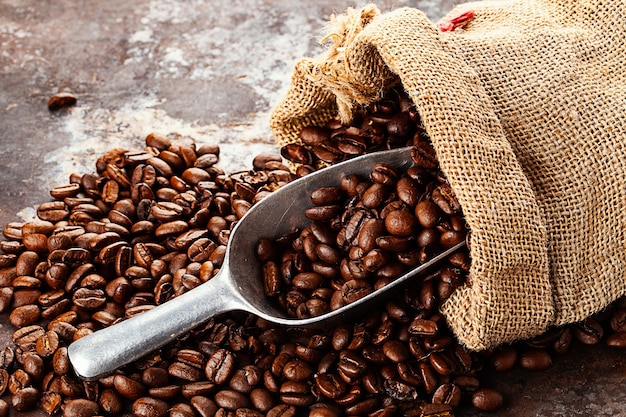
[341,279,372,304]
[382,340,409,363]
[305,205,342,221]
[266,404,296,417]
[361,183,388,208]
[40,391,62,415]
[180,381,215,399]
[0,369,8,396]
[148,385,181,401]
[9,304,41,328]
[13,325,45,351]
[292,272,324,290]
[205,349,235,384]
[432,383,462,406]
[279,381,313,407]
[132,397,169,417]
[471,388,504,412]
[611,308,626,333]
[169,362,202,381]
[410,139,437,169]
[62,398,100,417]
[384,210,418,237]
[300,126,330,147]
[0,288,13,313]
[0,347,15,371]
[409,318,438,337]
[383,378,417,401]
[215,389,251,410]
[573,318,604,345]
[113,374,146,399]
[35,330,59,357]
[338,350,367,379]
[311,187,344,206]
[519,348,552,371]
[429,351,456,376]
[488,346,518,372]
[606,331,626,348]
[315,373,347,399]
[170,403,196,417]
[229,365,261,393]
[72,288,106,310]
[282,359,313,381]
[98,389,124,415]
[189,396,218,417]
[11,387,40,412]
[281,144,314,165]
[431,183,460,215]
[0,400,8,417]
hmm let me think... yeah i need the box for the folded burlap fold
[270,0,626,350]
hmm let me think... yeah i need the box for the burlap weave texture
[270,0,626,351]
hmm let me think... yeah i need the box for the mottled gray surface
[1,1,625,416]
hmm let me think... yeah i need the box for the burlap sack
[270,0,626,351]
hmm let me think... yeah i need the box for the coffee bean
[282,359,313,382]
[488,346,518,372]
[341,279,372,304]
[13,325,45,351]
[573,318,604,345]
[205,349,235,384]
[315,373,347,399]
[11,387,40,412]
[40,391,62,415]
[292,272,324,291]
[471,388,504,411]
[519,348,552,371]
[48,92,77,110]
[278,381,313,407]
[361,183,389,208]
[409,318,438,337]
[305,205,342,221]
[229,365,261,393]
[72,288,106,310]
[0,399,8,417]
[384,210,418,237]
[610,308,626,333]
[98,389,124,415]
[215,389,251,410]
[132,397,169,417]
[411,139,438,169]
[606,331,626,348]
[382,340,410,363]
[310,187,344,206]
[9,304,41,327]
[113,374,146,399]
[249,387,276,412]
[169,362,202,382]
[170,403,196,417]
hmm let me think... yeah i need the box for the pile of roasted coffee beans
[0,86,624,417]
[280,87,421,175]
[260,135,468,320]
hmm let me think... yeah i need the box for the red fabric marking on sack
[437,10,475,32]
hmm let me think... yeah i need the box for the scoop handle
[68,268,241,380]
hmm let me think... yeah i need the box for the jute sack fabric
[270,0,626,351]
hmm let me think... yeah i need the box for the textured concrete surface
[1,0,625,416]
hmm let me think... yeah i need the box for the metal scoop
[68,147,465,380]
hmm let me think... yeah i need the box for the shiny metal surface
[68,147,465,381]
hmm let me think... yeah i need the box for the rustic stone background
[1,1,624,416]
